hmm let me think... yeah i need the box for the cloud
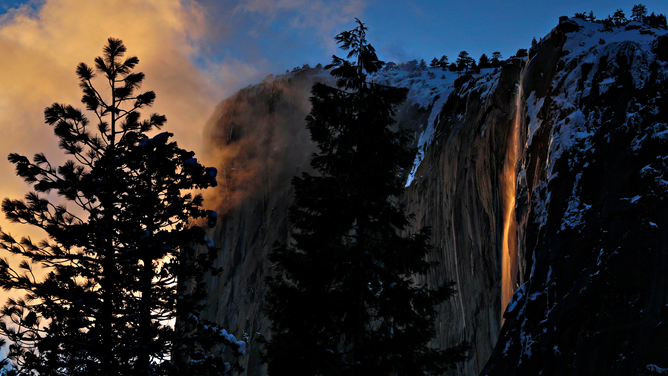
[0,0,226,238]
[199,73,322,214]
[235,0,366,49]
[381,40,412,64]
[0,0,365,239]
[208,57,269,93]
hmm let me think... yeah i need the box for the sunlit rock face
[199,18,668,376]
[483,19,668,375]
[198,69,325,375]
[403,60,523,375]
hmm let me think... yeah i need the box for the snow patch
[506,283,526,314]
[561,173,590,230]
[647,364,668,374]
[502,338,513,356]
[526,91,545,145]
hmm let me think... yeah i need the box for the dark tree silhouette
[647,12,668,28]
[479,53,490,69]
[613,9,628,25]
[263,19,468,376]
[0,38,243,376]
[491,51,503,67]
[632,4,648,21]
[456,51,474,74]
[439,55,449,70]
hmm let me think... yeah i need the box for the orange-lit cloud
[0,0,228,238]
[200,74,321,213]
[0,0,367,239]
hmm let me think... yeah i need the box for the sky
[0,0,667,240]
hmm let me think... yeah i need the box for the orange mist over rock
[501,83,521,324]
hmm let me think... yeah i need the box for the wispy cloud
[235,0,366,50]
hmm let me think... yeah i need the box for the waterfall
[501,80,522,323]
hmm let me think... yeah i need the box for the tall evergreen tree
[0,38,244,375]
[263,19,468,376]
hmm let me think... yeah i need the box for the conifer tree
[439,55,449,70]
[613,9,628,25]
[470,60,480,74]
[0,38,244,376]
[632,4,648,22]
[478,53,490,69]
[491,51,502,67]
[263,19,468,376]
[574,12,587,20]
[658,13,668,28]
[456,51,474,74]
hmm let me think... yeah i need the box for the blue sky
[193,0,668,79]
[2,0,667,93]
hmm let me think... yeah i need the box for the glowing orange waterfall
[501,84,521,323]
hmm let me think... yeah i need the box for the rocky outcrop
[483,19,668,375]
[652,35,668,61]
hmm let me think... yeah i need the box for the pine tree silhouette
[0,38,243,376]
[263,19,468,376]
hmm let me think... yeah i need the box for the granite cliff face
[402,59,523,375]
[484,19,668,375]
[199,18,668,375]
[199,70,323,374]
